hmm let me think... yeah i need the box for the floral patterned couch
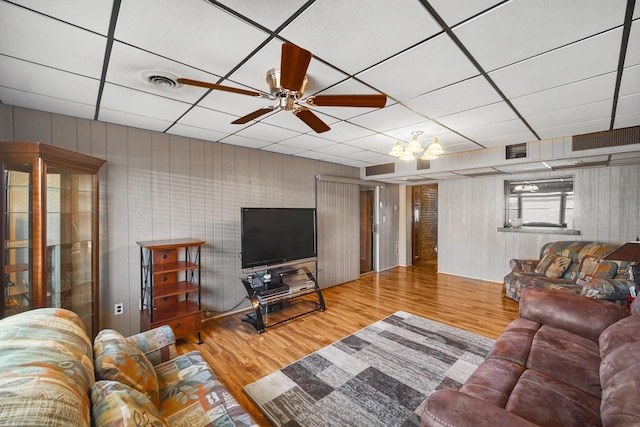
[0,307,257,427]
[503,241,635,302]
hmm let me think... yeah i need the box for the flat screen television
[240,207,317,269]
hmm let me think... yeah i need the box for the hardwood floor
[177,261,520,426]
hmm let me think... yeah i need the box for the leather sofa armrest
[422,389,539,427]
[509,259,539,273]
[126,325,179,365]
[519,287,628,342]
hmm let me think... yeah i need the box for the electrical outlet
[114,303,124,315]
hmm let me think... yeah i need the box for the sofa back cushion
[599,315,640,426]
[94,329,159,406]
[535,253,572,279]
[540,241,623,280]
[91,380,167,427]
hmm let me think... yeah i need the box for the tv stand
[240,260,325,333]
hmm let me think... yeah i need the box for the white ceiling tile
[536,118,611,140]
[344,133,398,151]
[349,104,427,132]
[383,120,452,141]
[260,109,338,133]
[218,134,271,149]
[474,131,537,148]
[428,0,503,27]
[489,28,623,99]
[234,122,301,142]
[280,0,441,75]
[454,0,628,71]
[313,143,362,156]
[527,99,612,131]
[168,124,229,143]
[98,109,175,132]
[317,121,375,143]
[358,34,479,101]
[614,110,640,129]
[513,72,617,117]
[216,0,310,31]
[438,102,518,131]
[278,134,334,150]
[0,56,99,106]
[99,84,190,122]
[619,64,640,96]
[0,2,106,78]
[115,0,269,76]
[463,119,533,143]
[178,106,250,134]
[261,143,305,155]
[405,75,502,119]
[9,0,114,35]
[624,20,640,67]
[616,93,640,118]
[0,87,96,120]
[294,150,331,161]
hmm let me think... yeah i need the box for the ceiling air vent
[573,126,640,151]
[505,143,527,159]
[365,163,395,176]
[141,71,181,89]
[417,159,431,170]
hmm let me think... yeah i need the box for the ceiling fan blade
[231,107,275,124]
[294,108,330,133]
[280,43,312,92]
[307,94,387,108]
[177,78,263,97]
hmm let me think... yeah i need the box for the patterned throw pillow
[535,253,572,279]
[91,380,167,427]
[576,255,619,280]
[94,329,160,406]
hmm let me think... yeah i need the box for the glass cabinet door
[2,166,33,317]
[46,168,96,335]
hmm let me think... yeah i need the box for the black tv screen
[241,208,317,269]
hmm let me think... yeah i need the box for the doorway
[359,188,374,273]
[412,184,438,267]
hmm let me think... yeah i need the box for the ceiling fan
[177,43,387,133]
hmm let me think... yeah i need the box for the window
[505,177,574,228]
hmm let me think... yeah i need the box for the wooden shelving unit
[137,238,204,343]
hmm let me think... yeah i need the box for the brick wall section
[415,184,438,261]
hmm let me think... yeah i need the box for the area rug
[243,311,495,426]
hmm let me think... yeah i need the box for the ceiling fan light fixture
[399,150,416,161]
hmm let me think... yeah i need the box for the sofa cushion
[535,253,572,279]
[459,358,525,408]
[579,277,632,300]
[94,329,159,406]
[126,326,177,366]
[575,255,618,280]
[487,318,540,366]
[155,351,256,427]
[506,370,602,427]
[91,380,167,427]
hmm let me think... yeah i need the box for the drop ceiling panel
[98,108,175,132]
[358,34,479,101]
[99,84,191,123]
[345,133,398,151]
[315,121,376,143]
[429,0,504,26]
[177,106,250,134]
[0,3,106,78]
[313,143,362,156]
[438,102,518,131]
[168,124,229,143]
[527,100,612,131]
[624,22,640,66]
[260,109,339,133]
[489,28,623,99]
[278,134,335,150]
[383,120,452,141]
[10,0,114,35]
[279,0,441,75]
[462,119,533,144]
[115,0,269,76]
[619,64,640,96]
[0,56,99,106]
[218,134,271,150]
[261,143,305,155]
[234,122,301,143]
[536,117,611,140]
[0,87,96,120]
[512,72,617,117]
[616,93,640,117]
[216,0,310,31]
[405,76,502,119]
[348,104,428,132]
[454,0,627,71]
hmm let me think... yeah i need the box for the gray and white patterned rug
[243,311,495,426]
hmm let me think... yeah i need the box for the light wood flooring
[177,260,520,426]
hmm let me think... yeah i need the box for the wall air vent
[417,159,431,170]
[573,126,640,151]
[505,143,527,159]
[365,163,395,176]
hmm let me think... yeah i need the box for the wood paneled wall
[438,166,640,282]
[0,105,368,335]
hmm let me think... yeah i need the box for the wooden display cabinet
[137,239,204,343]
[1,141,105,337]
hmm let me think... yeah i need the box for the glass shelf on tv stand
[239,262,325,333]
